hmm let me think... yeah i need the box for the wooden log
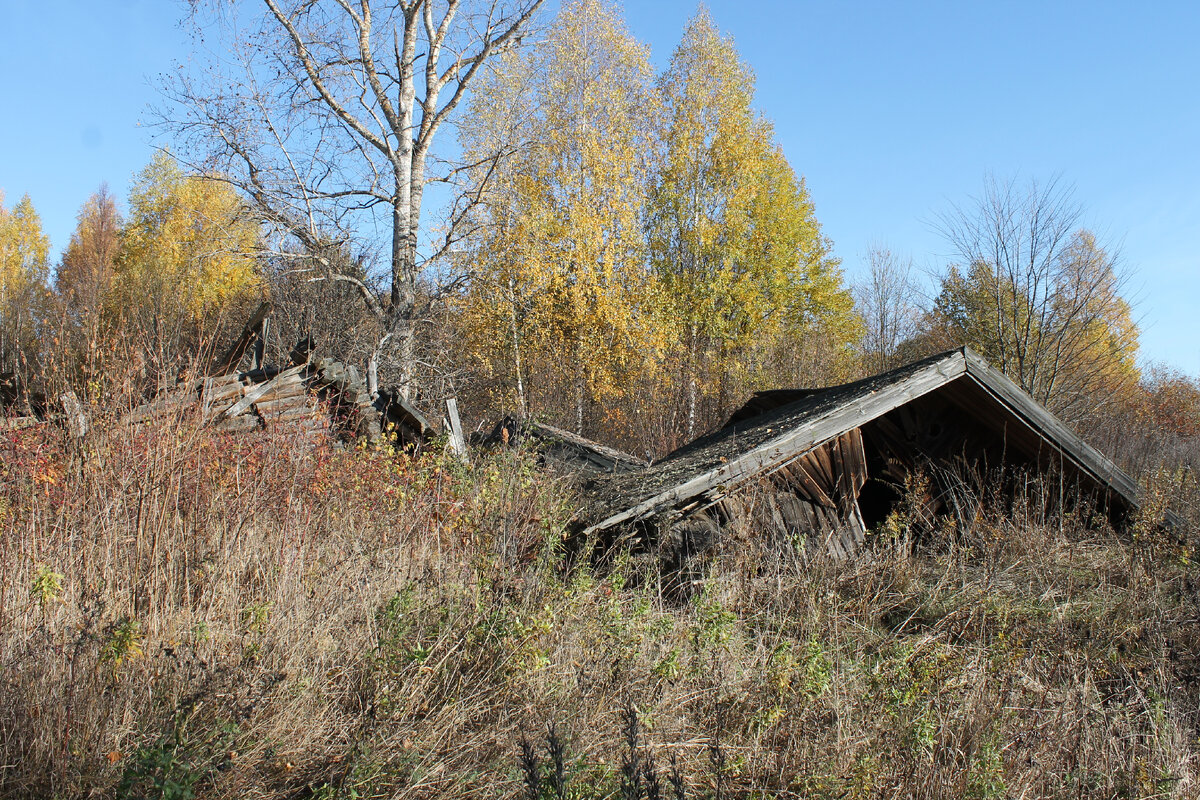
[60,391,88,439]
[252,382,309,406]
[208,380,248,402]
[265,406,318,426]
[125,391,198,424]
[221,365,306,420]
[254,395,311,416]
[204,398,237,421]
[202,379,247,416]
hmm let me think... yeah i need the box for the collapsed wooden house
[1,303,446,448]
[122,353,434,444]
[580,348,1153,562]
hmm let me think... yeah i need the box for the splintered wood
[763,429,869,560]
[705,430,870,561]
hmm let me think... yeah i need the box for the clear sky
[1,1,1197,374]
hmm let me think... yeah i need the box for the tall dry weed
[2,400,1198,798]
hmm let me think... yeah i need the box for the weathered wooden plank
[384,393,436,437]
[220,364,306,420]
[316,363,346,387]
[199,377,215,422]
[254,395,311,416]
[205,379,246,404]
[125,391,198,424]
[833,429,868,510]
[765,491,789,538]
[830,436,850,504]
[824,519,848,560]
[779,461,835,509]
[810,444,836,490]
[443,397,470,463]
[264,405,316,425]
[774,491,809,531]
[251,317,269,370]
[252,382,308,406]
[209,301,272,376]
[203,398,237,421]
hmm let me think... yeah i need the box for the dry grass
[2,405,1199,799]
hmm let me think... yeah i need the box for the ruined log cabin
[580,348,1160,563]
[0,301,440,448]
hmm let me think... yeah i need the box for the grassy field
[2,413,1198,799]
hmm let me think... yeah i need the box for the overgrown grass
[1,409,1198,798]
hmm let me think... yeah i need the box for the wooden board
[221,364,306,420]
[254,395,311,416]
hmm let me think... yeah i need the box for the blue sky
[1,1,1197,374]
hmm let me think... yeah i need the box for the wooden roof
[581,348,1147,537]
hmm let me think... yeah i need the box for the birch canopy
[648,9,858,437]
[165,0,544,394]
[459,0,659,432]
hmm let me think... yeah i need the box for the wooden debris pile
[116,350,439,447]
[479,417,647,476]
[0,300,441,449]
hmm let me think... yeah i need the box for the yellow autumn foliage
[0,192,51,374]
[113,152,262,327]
[649,9,860,434]
[460,0,664,431]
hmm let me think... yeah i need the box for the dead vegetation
[1,386,1198,799]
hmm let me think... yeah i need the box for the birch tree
[459,0,659,433]
[114,152,263,356]
[0,193,51,390]
[854,245,920,373]
[164,0,543,397]
[648,9,857,437]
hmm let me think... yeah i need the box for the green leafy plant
[30,565,64,610]
[100,618,143,674]
[116,716,238,800]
